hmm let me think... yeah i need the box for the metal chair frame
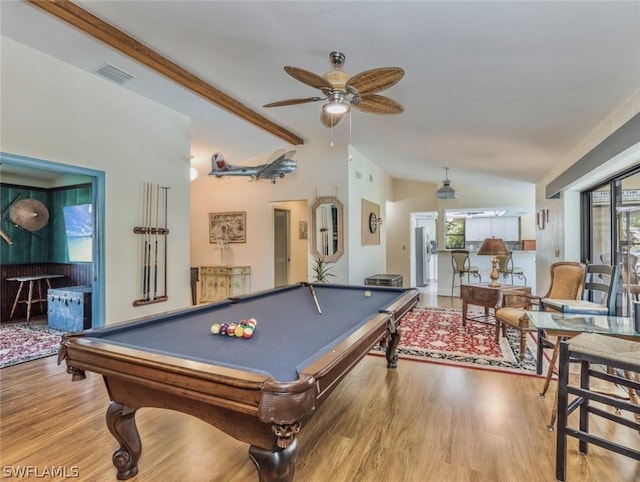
[496,251,527,285]
[450,249,481,297]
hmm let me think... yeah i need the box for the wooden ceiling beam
[27,0,304,146]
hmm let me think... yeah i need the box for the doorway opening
[272,200,308,288]
[410,212,438,291]
[0,152,105,326]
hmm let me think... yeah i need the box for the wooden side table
[460,283,531,327]
[7,274,65,322]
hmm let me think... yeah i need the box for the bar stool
[450,249,481,296]
[556,333,640,481]
[497,251,526,285]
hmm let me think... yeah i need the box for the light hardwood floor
[1,292,639,481]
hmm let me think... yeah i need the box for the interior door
[274,208,290,287]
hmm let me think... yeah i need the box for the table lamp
[477,237,510,287]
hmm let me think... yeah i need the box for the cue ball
[364,291,372,298]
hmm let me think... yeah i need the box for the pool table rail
[57,285,419,482]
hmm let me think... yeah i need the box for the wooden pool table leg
[385,328,401,368]
[106,401,141,480]
[249,437,298,482]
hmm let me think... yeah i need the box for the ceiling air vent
[94,63,134,84]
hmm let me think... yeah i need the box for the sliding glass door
[586,167,640,316]
[616,171,640,316]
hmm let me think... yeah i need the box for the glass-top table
[526,311,640,374]
[526,310,640,430]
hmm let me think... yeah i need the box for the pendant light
[435,167,458,199]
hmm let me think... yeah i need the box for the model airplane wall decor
[209,150,297,183]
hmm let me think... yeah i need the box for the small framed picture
[209,211,246,243]
[298,221,308,240]
[537,210,545,230]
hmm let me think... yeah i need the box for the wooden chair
[496,251,526,285]
[450,249,481,296]
[556,334,640,481]
[494,262,585,361]
[538,263,622,430]
[541,264,620,316]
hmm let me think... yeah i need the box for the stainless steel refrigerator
[415,226,433,287]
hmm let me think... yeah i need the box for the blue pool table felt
[90,285,406,382]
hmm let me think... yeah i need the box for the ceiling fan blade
[263,97,323,108]
[346,67,404,95]
[284,66,334,92]
[320,110,346,128]
[354,94,404,114]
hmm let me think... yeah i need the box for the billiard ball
[235,326,244,337]
[210,323,221,335]
[243,327,254,338]
[246,318,257,328]
[227,324,237,336]
[364,290,372,298]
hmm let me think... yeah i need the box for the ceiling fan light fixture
[323,101,350,114]
[264,51,404,127]
[435,167,458,199]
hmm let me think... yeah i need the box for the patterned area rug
[0,323,64,368]
[371,307,547,376]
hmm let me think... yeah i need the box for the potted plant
[311,256,335,283]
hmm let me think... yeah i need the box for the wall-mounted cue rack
[133,182,170,307]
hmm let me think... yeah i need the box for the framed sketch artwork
[209,211,246,244]
[298,221,308,240]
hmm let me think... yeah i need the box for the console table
[460,283,531,327]
[199,266,250,303]
[7,274,65,322]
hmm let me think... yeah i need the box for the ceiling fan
[263,51,404,128]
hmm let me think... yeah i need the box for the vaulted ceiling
[2,1,639,187]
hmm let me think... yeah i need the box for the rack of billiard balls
[210,318,257,339]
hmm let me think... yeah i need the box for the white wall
[347,146,392,285]
[1,37,192,324]
[190,139,351,291]
[386,180,439,287]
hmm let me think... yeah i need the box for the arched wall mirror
[311,196,344,263]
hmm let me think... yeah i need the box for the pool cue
[140,183,145,298]
[309,285,322,314]
[161,186,170,298]
[153,183,159,300]
[142,182,150,300]
[145,182,153,300]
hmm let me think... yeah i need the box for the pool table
[58,283,419,481]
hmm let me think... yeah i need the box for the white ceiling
[2,1,639,187]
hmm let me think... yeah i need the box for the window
[63,204,93,262]
[585,166,640,316]
[445,218,465,249]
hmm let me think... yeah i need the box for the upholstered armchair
[494,262,586,360]
[540,264,620,316]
